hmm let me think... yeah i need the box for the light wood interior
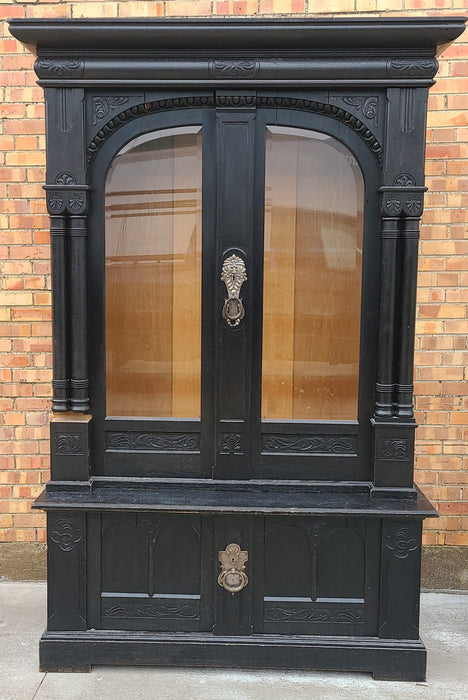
[262,126,364,421]
[105,129,202,417]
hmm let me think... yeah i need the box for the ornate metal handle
[221,254,247,327]
[218,543,249,594]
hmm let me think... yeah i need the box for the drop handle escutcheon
[218,543,249,594]
[221,254,247,327]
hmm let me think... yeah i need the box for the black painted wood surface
[10,16,466,681]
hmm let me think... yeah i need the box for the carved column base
[50,413,91,481]
[372,419,416,489]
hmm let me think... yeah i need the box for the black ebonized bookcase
[9,17,466,680]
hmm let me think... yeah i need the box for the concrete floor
[0,583,467,700]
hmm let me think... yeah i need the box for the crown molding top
[9,17,466,56]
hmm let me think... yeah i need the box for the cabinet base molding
[39,630,427,681]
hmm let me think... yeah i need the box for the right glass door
[252,113,379,481]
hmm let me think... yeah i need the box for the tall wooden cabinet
[9,17,466,680]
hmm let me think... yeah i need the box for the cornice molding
[9,17,466,54]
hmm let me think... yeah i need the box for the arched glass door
[93,107,377,480]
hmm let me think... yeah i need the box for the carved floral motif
[342,96,379,126]
[209,59,259,78]
[103,601,199,619]
[107,432,199,451]
[221,433,244,454]
[67,193,85,212]
[47,193,64,213]
[385,524,418,559]
[36,59,84,78]
[381,192,423,218]
[388,58,438,77]
[379,439,409,461]
[263,436,354,454]
[50,517,82,552]
[92,96,130,125]
[55,433,83,455]
[393,173,415,187]
[265,607,363,622]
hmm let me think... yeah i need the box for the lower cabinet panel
[262,517,379,636]
[90,513,380,637]
[96,513,213,632]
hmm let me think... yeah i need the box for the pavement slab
[0,583,466,700]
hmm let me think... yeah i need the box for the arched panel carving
[264,524,312,597]
[101,516,148,593]
[153,523,201,595]
[317,526,365,600]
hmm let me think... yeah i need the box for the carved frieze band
[102,600,199,619]
[45,172,89,216]
[50,516,82,552]
[380,173,426,218]
[385,523,418,559]
[387,58,438,78]
[36,58,85,79]
[264,606,363,623]
[209,59,259,78]
[262,435,356,455]
[106,432,200,452]
[86,95,383,165]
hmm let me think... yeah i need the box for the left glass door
[90,111,216,477]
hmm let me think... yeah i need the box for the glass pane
[105,127,202,417]
[262,126,364,421]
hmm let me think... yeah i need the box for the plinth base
[39,630,427,681]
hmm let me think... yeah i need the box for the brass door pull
[221,254,247,327]
[218,543,249,594]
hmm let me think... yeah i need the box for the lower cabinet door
[90,513,379,637]
[260,517,380,637]
[96,513,214,632]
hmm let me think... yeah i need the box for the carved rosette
[50,517,82,552]
[385,524,418,559]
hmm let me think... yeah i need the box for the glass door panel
[262,126,364,421]
[105,127,202,418]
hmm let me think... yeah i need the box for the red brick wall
[0,1,467,548]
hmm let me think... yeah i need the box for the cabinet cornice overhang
[9,17,466,88]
